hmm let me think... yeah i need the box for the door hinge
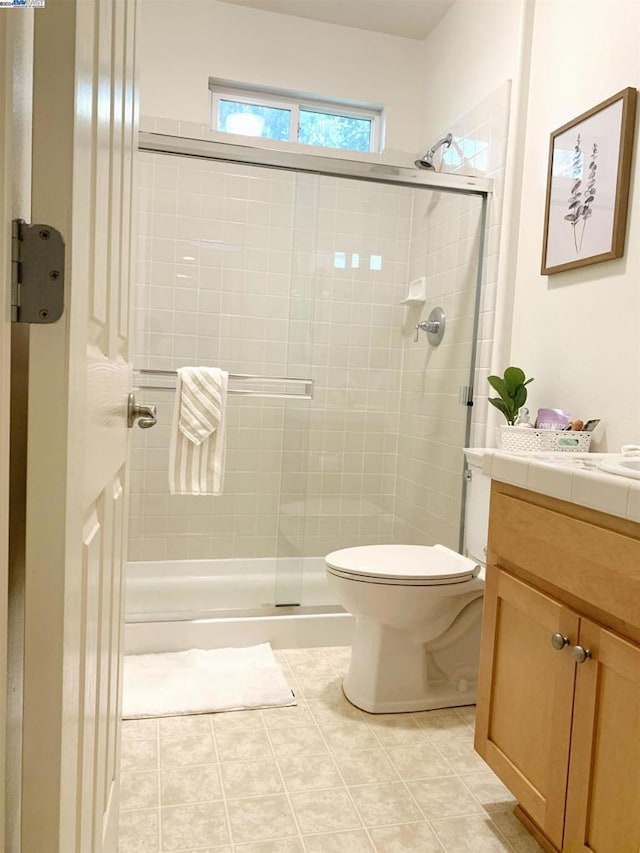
[459,385,474,407]
[11,219,65,324]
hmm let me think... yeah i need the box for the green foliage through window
[298,110,372,152]
[211,81,381,153]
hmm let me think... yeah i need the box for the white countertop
[467,449,640,523]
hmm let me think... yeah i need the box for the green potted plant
[488,366,534,426]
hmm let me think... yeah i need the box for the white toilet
[325,450,490,714]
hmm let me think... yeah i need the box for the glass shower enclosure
[126,135,489,625]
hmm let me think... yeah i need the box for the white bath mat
[122,642,296,719]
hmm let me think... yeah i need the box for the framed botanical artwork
[541,87,637,275]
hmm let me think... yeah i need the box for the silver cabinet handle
[551,633,570,651]
[127,392,157,429]
[572,645,592,664]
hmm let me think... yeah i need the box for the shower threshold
[124,604,354,655]
[125,603,346,624]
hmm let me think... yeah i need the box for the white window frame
[209,78,383,153]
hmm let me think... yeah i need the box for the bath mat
[122,642,296,719]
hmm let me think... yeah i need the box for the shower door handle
[127,392,157,429]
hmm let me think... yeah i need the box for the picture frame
[541,87,637,275]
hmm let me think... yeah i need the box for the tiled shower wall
[129,156,411,561]
[279,175,411,559]
[395,190,483,549]
[394,83,512,550]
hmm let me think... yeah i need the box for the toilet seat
[325,544,480,586]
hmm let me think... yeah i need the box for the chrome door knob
[127,392,157,429]
[572,645,592,664]
[551,633,570,651]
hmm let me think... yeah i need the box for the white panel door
[21,1,138,851]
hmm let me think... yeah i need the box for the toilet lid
[325,544,480,585]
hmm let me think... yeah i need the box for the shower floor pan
[124,556,354,654]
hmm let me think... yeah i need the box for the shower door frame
[139,132,493,196]
[135,132,492,589]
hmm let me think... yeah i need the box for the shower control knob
[413,307,446,346]
[551,633,570,651]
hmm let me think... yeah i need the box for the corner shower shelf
[134,368,314,400]
[400,276,427,305]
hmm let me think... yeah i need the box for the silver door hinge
[11,219,65,324]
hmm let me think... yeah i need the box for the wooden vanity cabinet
[475,482,640,853]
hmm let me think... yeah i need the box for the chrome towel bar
[133,368,314,400]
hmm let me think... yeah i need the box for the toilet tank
[463,449,491,565]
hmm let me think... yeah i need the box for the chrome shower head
[415,132,453,171]
[414,157,436,170]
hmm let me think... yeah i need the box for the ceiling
[217,0,455,40]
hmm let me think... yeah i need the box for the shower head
[413,157,435,170]
[414,132,453,171]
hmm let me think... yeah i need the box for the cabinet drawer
[489,490,640,631]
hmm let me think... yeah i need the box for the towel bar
[133,368,314,400]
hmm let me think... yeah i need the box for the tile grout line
[154,726,162,853]
[261,707,312,852]
[208,714,235,852]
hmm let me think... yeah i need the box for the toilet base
[342,675,477,714]
[342,614,480,714]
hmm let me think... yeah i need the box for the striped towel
[169,367,228,495]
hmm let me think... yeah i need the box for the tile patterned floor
[119,647,543,853]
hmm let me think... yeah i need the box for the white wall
[418,0,525,150]
[510,1,640,450]
[137,0,425,155]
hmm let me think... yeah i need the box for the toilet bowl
[326,544,484,713]
[324,450,490,714]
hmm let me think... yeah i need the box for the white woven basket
[496,426,592,453]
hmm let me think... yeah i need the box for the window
[209,79,383,153]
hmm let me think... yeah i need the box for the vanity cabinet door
[475,568,579,849]
[563,620,640,853]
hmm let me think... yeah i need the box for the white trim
[0,14,12,852]
[214,90,292,114]
[209,78,383,153]
[290,101,300,141]
[125,612,355,655]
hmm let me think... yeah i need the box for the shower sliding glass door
[272,171,486,608]
[126,139,488,622]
